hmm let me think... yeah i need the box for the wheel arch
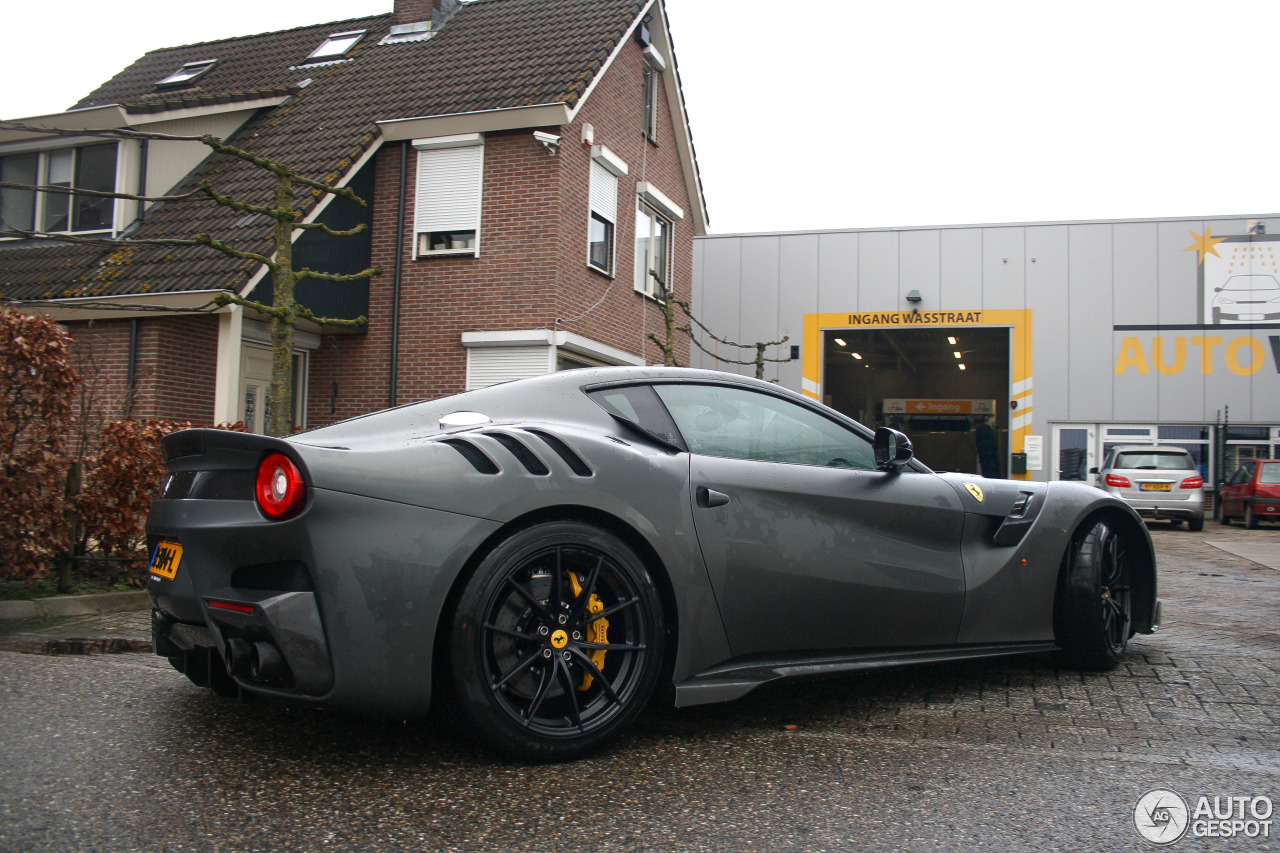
[431,504,681,701]
[1057,506,1158,636]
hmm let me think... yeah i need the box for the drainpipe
[137,139,149,223]
[126,318,139,417]
[389,140,408,407]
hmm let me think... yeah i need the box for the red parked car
[1219,459,1280,528]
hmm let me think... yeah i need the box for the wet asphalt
[0,525,1277,852]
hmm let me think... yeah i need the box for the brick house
[0,0,706,432]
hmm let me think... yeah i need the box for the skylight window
[305,30,366,62]
[155,59,217,87]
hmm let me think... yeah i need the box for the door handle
[696,486,730,508]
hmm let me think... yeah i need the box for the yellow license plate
[149,541,183,580]
[1140,483,1172,492]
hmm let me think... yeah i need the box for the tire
[1219,510,1231,525]
[1187,516,1204,532]
[448,521,665,762]
[1054,519,1132,671]
[1245,505,1259,529]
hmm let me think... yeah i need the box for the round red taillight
[256,452,305,519]
[1105,474,1131,488]
[1180,476,1204,489]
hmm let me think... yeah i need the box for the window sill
[587,263,614,280]
[415,249,478,259]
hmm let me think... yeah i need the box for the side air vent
[525,429,593,477]
[231,561,314,592]
[442,438,500,474]
[486,432,550,475]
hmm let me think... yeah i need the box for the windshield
[1221,275,1280,294]
[1112,451,1195,470]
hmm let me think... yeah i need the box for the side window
[586,385,682,447]
[653,383,875,469]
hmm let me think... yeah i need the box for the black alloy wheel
[1054,519,1132,670]
[449,521,664,761]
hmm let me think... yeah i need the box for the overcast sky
[3,1,1276,234]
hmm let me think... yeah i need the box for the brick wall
[307,32,696,426]
[61,314,217,447]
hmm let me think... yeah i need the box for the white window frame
[0,141,120,236]
[412,134,484,258]
[306,30,366,63]
[587,145,627,275]
[634,203,671,299]
[156,59,217,87]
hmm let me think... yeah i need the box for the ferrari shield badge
[965,483,985,503]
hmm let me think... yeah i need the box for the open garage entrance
[821,326,1012,476]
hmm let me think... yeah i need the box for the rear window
[1112,451,1195,470]
[1260,462,1280,484]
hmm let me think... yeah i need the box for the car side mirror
[1089,466,1099,474]
[874,427,914,470]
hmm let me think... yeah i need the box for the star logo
[1185,227,1228,264]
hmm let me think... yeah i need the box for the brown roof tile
[2,0,648,302]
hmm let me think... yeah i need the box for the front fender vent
[442,438,500,474]
[486,432,550,475]
[525,429,593,477]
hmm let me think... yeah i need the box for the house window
[0,152,37,232]
[305,30,366,63]
[413,134,484,257]
[588,159,618,273]
[634,204,670,298]
[642,59,659,141]
[156,59,217,87]
[0,143,117,235]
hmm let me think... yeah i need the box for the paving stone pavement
[643,522,1280,782]
[2,523,1277,778]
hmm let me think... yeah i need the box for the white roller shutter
[589,160,617,223]
[466,346,552,391]
[413,142,484,239]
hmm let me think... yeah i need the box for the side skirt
[672,642,1059,708]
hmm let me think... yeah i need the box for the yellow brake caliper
[567,572,609,691]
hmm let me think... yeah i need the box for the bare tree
[0,121,381,436]
[643,270,790,380]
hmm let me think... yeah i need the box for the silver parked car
[1093,446,1205,530]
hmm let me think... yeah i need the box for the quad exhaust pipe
[223,637,288,683]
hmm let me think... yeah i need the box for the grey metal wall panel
[816,231,859,313]
[981,227,1026,309]
[1025,226,1069,424]
[939,228,982,308]
[694,237,744,372]
[1067,224,1114,421]
[737,237,782,379]
[899,230,941,309]
[857,231,898,311]
[1155,220,1207,421]
[1112,223,1159,420]
[776,233,820,388]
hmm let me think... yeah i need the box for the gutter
[390,140,407,407]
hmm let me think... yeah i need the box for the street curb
[0,590,150,623]
[0,637,153,655]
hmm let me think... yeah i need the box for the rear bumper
[1127,504,1203,521]
[145,487,501,718]
[1245,496,1280,517]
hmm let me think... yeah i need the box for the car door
[652,382,967,658]
[1222,463,1253,517]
